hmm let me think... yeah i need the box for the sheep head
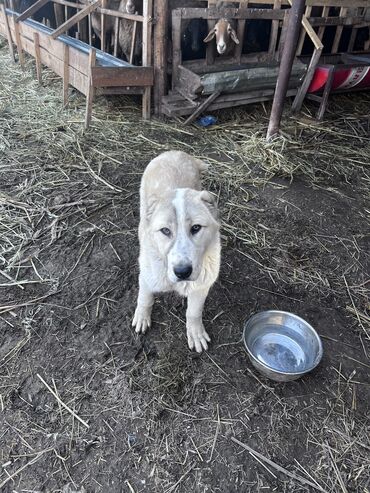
[203,18,239,55]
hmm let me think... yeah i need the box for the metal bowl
[243,311,323,382]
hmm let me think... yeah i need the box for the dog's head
[146,188,220,284]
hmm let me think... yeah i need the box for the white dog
[132,151,221,353]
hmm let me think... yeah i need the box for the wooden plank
[54,3,64,26]
[129,17,138,64]
[331,7,348,53]
[13,15,25,66]
[317,65,335,120]
[33,31,42,83]
[171,9,182,89]
[310,16,366,27]
[173,7,287,21]
[183,90,220,125]
[296,5,311,55]
[63,43,69,106]
[100,0,106,52]
[268,0,282,57]
[234,0,248,64]
[348,8,360,52]
[98,8,144,22]
[1,4,15,62]
[113,16,119,57]
[10,27,88,93]
[286,0,323,52]
[50,0,101,39]
[85,48,96,129]
[291,46,322,113]
[162,88,297,116]
[153,0,168,115]
[13,19,91,75]
[15,0,49,23]
[142,0,152,119]
[318,6,329,41]
[91,66,153,87]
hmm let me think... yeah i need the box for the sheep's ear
[203,29,216,43]
[230,28,240,45]
[200,191,219,220]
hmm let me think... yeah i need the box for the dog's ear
[230,27,240,45]
[200,191,219,221]
[204,28,216,43]
[145,196,158,221]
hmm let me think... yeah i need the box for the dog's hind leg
[186,288,211,353]
[132,275,154,334]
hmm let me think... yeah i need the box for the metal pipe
[266,0,306,141]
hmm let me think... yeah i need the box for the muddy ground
[0,42,369,492]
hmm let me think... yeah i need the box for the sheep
[116,0,143,64]
[203,17,239,55]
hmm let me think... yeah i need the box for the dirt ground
[0,41,369,493]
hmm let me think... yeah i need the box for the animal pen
[0,0,370,128]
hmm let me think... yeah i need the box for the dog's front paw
[187,323,211,353]
[132,305,152,334]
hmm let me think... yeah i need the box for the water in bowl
[251,325,307,373]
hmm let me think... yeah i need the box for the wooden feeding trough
[162,3,317,124]
[0,0,153,127]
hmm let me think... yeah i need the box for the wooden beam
[1,3,15,62]
[174,7,287,21]
[15,0,49,23]
[142,0,152,120]
[269,0,282,57]
[153,0,168,115]
[171,9,182,89]
[129,15,138,64]
[113,16,119,57]
[85,48,96,129]
[50,0,101,39]
[183,90,221,125]
[291,46,322,113]
[100,0,106,52]
[91,66,154,87]
[63,43,69,106]
[33,31,42,83]
[13,16,25,66]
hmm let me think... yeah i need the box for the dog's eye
[160,227,171,237]
[191,224,202,235]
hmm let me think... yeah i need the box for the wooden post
[142,0,152,119]
[85,48,96,129]
[100,0,106,52]
[88,13,92,45]
[291,46,322,113]
[33,32,42,83]
[1,4,15,62]
[129,14,138,64]
[153,0,168,115]
[331,7,347,54]
[268,0,282,59]
[113,16,119,56]
[13,15,25,66]
[171,9,182,90]
[63,43,69,106]
[316,65,334,120]
[266,0,305,140]
[54,3,64,27]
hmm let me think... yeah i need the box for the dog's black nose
[174,265,193,280]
